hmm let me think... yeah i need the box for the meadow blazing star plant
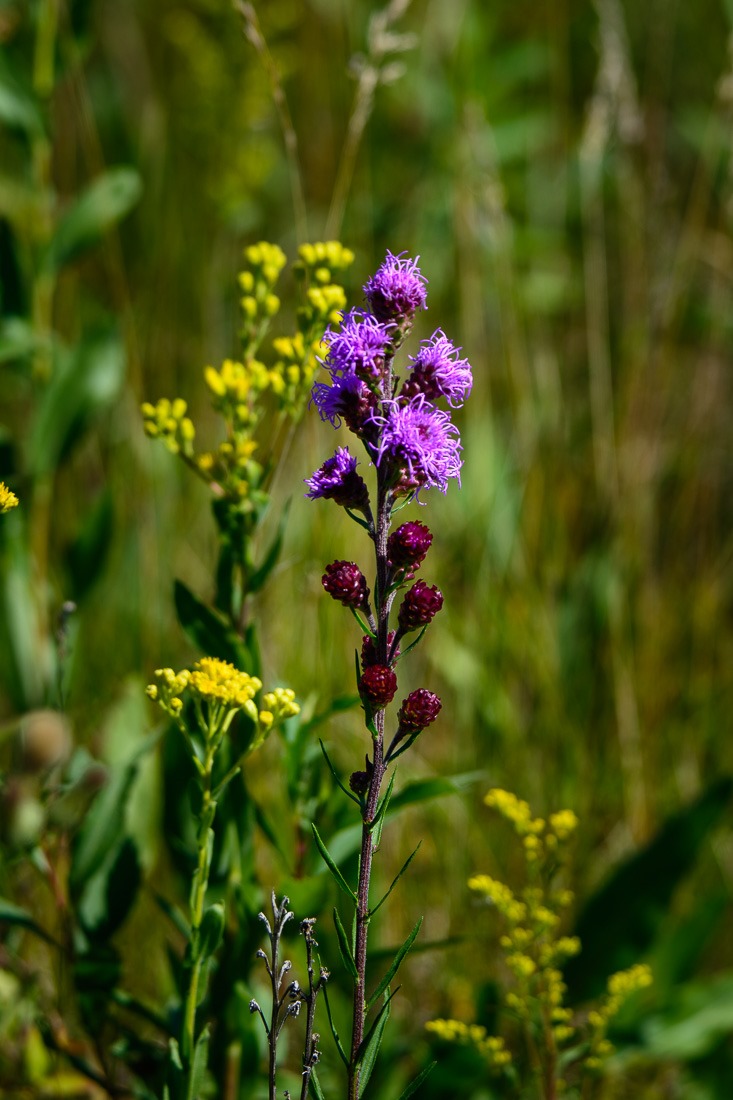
[306,250,471,1099]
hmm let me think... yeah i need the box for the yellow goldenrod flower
[189,658,262,707]
[0,482,19,513]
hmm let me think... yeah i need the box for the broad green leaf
[396,1061,437,1099]
[333,906,358,980]
[367,917,422,1012]
[248,498,291,594]
[66,489,114,601]
[174,580,246,668]
[369,843,421,917]
[640,973,733,1060]
[45,168,142,271]
[0,71,42,135]
[29,330,126,476]
[565,777,733,1002]
[311,823,356,901]
[76,835,141,940]
[0,897,56,945]
[70,731,159,894]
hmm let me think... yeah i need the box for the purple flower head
[311,373,377,436]
[363,251,428,325]
[323,309,394,382]
[387,521,433,577]
[397,579,444,634]
[322,560,370,609]
[361,631,400,669]
[359,664,398,709]
[397,689,442,735]
[401,330,473,408]
[305,447,370,510]
[369,394,462,495]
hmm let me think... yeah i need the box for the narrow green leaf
[0,897,57,945]
[311,823,356,901]
[370,769,397,846]
[309,1067,326,1100]
[320,739,359,803]
[396,1061,437,1100]
[356,992,395,1095]
[369,934,463,963]
[369,842,421,918]
[45,168,142,271]
[322,984,349,1066]
[190,1025,210,1095]
[0,73,42,135]
[66,489,114,601]
[76,836,141,941]
[248,498,291,594]
[367,917,423,1012]
[153,892,190,939]
[333,907,358,980]
[197,903,225,960]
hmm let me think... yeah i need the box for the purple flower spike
[323,309,394,381]
[402,330,473,408]
[369,394,462,495]
[364,251,428,325]
[305,447,370,510]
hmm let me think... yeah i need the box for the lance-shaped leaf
[367,917,423,1012]
[356,991,396,1095]
[197,903,225,961]
[44,167,142,271]
[248,499,291,594]
[174,580,246,668]
[396,1061,437,1100]
[370,769,397,848]
[333,906,358,980]
[322,984,349,1066]
[320,739,359,804]
[0,897,57,945]
[311,823,356,901]
[310,1068,327,1100]
[369,843,421,918]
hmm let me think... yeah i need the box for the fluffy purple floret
[323,309,394,380]
[305,447,369,509]
[404,330,473,408]
[311,371,371,428]
[363,251,428,324]
[369,395,462,494]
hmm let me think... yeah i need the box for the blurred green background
[2,0,733,1096]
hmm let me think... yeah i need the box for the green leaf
[322,984,349,1066]
[29,330,126,476]
[369,843,421,918]
[197,903,225,961]
[309,1067,326,1100]
[396,1061,437,1099]
[356,993,394,1095]
[153,892,190,939]
[45,168,142,271]
[369,934,463,963]
[370,769,397,847]
[190,1024,210,1095]
[367,917,422,1012]
[311,823,356,901]
[70,732,159,893]
[248,498,290,594]
[0,70,42,135]
[0,317,42,365]
[65,490,114,602]
[320,739,359,804]
[173,580,246,667]
[76,835,141,940]
[0,897,57,945]
[333,906,358,980]
[640,973,733,1060]
[565,777,733,1002]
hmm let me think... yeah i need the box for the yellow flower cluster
[425,1020,511,1071]
[146,659,299,749]
[484,788,578,862]
[141,398,195,456]
[0,482,19,513]
[141,241,354,503]
[585,964,653,1071]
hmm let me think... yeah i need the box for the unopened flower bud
[397,690,442,737]
[361,631,399,669]
[359,664,398,709]
[387,521,433,577]
[322,561,370,609]
[397,580,443,633]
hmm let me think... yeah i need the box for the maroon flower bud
[397,690,442,735]
[387,521,433,577]
[359,664,398,709]
[349,770,371,795]
[397,580,443,633]
[361,632,400,669]
[322,561,369,609]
